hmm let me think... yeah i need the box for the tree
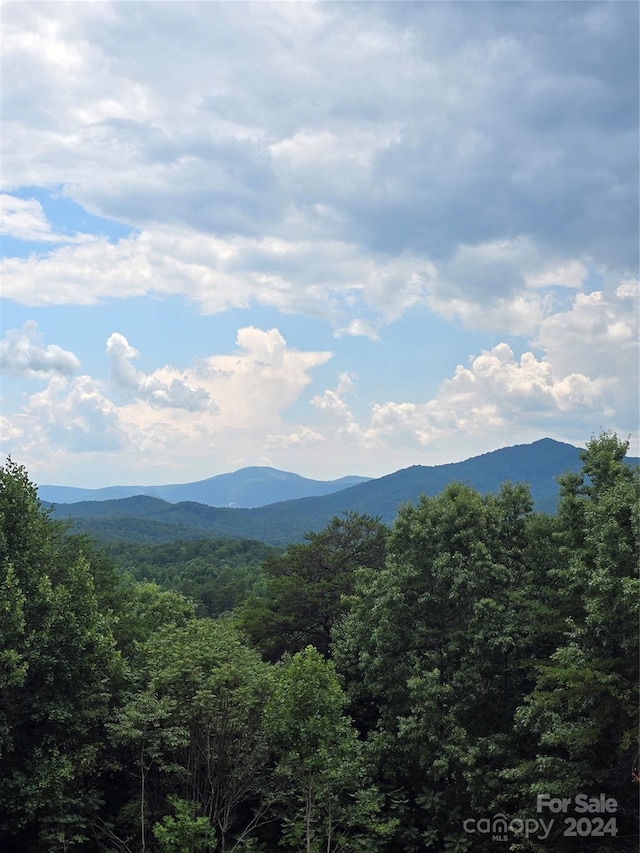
[333,482,545,850]
[0,458,121,851]
[152,796,217,853]
[110,617,274,852]
[113,579,196,659]
[264,646,394,853]
[107,538,274,618]
[240,513,388,660]
[514,433,639,848]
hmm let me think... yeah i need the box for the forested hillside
[1,432,638,852]
[106,538,279,618]
[39,467,372,508]
[48,438,639,546]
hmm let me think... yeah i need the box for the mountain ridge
[48,438,639,546]
[38,466,372,508]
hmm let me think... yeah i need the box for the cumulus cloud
[0,217,601,341]
[0,321,81,377]
[0,415,23,442]
[197,327,333,430]
[313,338,616,454]
[269,126,402,197]
[0,2,636,345]
[1,326,334,480]
[26,374,131,453]
[527,260,588,290]
[267,427,326,449]
[106,332,214,412]
[424,236,591,335]
[1,234,162,307]
[535,280,639,380]
[0,228,433,329]
[533,279,639,424]
[1,195,59,242]
[0,2,636,482]
[334,318,379,340]
[437,344,610,420]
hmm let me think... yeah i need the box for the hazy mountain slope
[38,467,371,507]
[48,439,639,547]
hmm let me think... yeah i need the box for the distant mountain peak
[39,466,373,508]
[47,439,639,546]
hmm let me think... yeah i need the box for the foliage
[239,512,388,659]
[152,797,217,853]
[107,538,276,618]
[512,433,640,849]
[109,617,274,851]
[333,480,547,849]
[0,458,121,852]
[2,434,638,851]
[264,646,395,853]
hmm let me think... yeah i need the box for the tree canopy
[1,433,637,851]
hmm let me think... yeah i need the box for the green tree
[0,458,121,851]
[240,513,387,660]
[110,618,274,852]
[107,538,274,618]
[514,433,639,848]
[113,579,196,659]
[265,645,394,853]
[153,796,217,853]
[334,482,546,850]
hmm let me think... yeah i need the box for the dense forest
[1,433,638,852]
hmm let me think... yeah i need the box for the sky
[0,1,638,488]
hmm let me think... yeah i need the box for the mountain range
[39,468,371,508]
[46,438,639,547]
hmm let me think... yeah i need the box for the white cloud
[527,259,588,290]
[291,281,637,464]
[0,2,636,483]
[0,306,633,485]
[0,195,58,242]
[25,374,132,453]
[0,228,433,328]
[0,415,23,442]
[269,126,402,196]
[0,194,95,243]
[0,326,334,480]
[106,332,215,412]
[26,325,326,436]
[334,318,379,340]
[533,279,639,424]
[535,280,638,380]
[2,226,601,340]
[1,3,635,342]
[2,2,635,270]
[336,372,357,397]
[438,344,610,417]
[0,321,81,377]
[313,338,616,454]
[267,427,326,449]
[97,326,333,438]
[1,218,604,342]
[312,388,353,423]
[197,327,332,430]
[425,236,592,335]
